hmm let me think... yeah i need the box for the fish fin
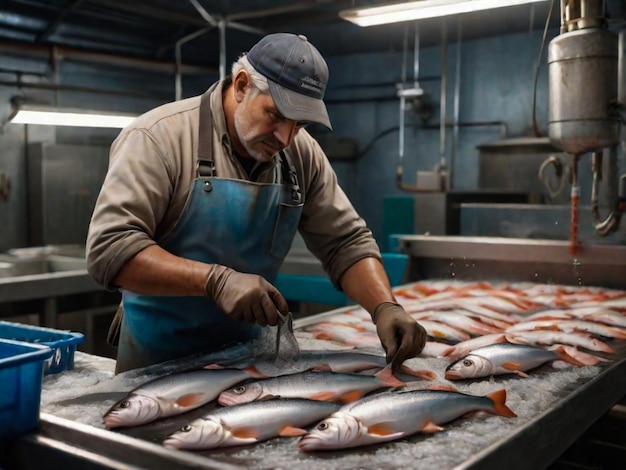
[309,391,339,402]
[337,390,365,404]
[441,346,456,357]
[501,361,523,372]
[513,370,529,378]
[427,384,460,392]
[313,332,332,340]
[243,365,267,378]
[202,363,224,369]
[421,421,445,433]
[486,389,517,418]
[367,423,403,437]
[231,427,260,439]
[312,364,333,372]
[399,365,437,381]
[551,345,585,367]
[375,367,405,388]
[279,425,308,437]
[258,394,281,402]
[175,393,207,407]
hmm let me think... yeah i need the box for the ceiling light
[340,0,549,27]
[9,106,136,128]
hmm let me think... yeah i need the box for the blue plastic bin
[0,321,84,375]
[0,338,52,438]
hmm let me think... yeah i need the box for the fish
[505,330,616,354]
[217,368,405,406]
[162,398,342,450]
[102,366,264,429]
[206,350,436,380]
[442,333,508,360]
[418,341,454,358]
[444,342,584,380]
[505,319,626,340]
[416,311,503,336]
[298,388,516,451]
[412,319,471,343]
[302,350,436,380]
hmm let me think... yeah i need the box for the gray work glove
[372,302,428,370]
[204,264,288,327]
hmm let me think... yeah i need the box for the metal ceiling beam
[0,40,217,75]
[37,0,86,43]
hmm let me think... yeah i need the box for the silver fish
[103,366,263,428]
[163,398,341,450]
[444,342,583,380]
[217,368,405,406]
[298,388,516,451]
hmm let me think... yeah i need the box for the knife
[275,310,298,361]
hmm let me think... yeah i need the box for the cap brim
[268,80,332,131]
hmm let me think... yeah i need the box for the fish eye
[119,400,130,409]
[317,422,329,431]
[233,386,246,394]
[462,359,473,367]
[181,425,192,433]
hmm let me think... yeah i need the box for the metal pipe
[413,23,420,88]
[188,0,218,26]
[591,145,622,236]
[175,27,213,101]
[569,153,581,255]
[396,25,409,192]
[451,20,462,192]
[439,23,449,190]
[219,20,227,80]
[0,78,166,99]
[0,40,216,75]
[617,30,626,113]
[439,24,447,164]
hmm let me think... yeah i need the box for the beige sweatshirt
[86,79,381,291]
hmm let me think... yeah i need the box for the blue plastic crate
[0,321,84,375]
[0,338,52,438]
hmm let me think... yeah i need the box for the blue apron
[116,89,303,372]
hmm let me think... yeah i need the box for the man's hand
[204,264,288,327]
[372,302,428,370]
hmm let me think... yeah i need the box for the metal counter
[2,320,625,469]
[0,270,100,303]
[1,235,625,469]
[395,234,626,290]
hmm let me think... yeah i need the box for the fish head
[102,393,161,428]
[162,418,225,450]
[297,411,362,451]
[444,354,492,380]
[217,382,264,406]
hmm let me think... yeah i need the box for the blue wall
[323,27,554,244]
[3,23,622,251]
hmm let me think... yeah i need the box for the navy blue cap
[247,33,332,130]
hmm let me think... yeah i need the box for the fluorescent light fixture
[340,0,549,27]
[10,107,136,128]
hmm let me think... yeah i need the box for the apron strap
[196,82,302,206]
[279,150,302,204]
[197,88,216,177]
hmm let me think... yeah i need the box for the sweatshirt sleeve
[294,134,382,289]
[86,127,175,290]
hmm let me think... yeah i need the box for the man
[86,33,427,373]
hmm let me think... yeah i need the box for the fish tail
[487,389,517,418]
[552,345,585,367]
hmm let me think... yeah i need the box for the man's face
[233,86,307,162]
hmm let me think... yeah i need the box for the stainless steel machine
[548,0,626,251]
